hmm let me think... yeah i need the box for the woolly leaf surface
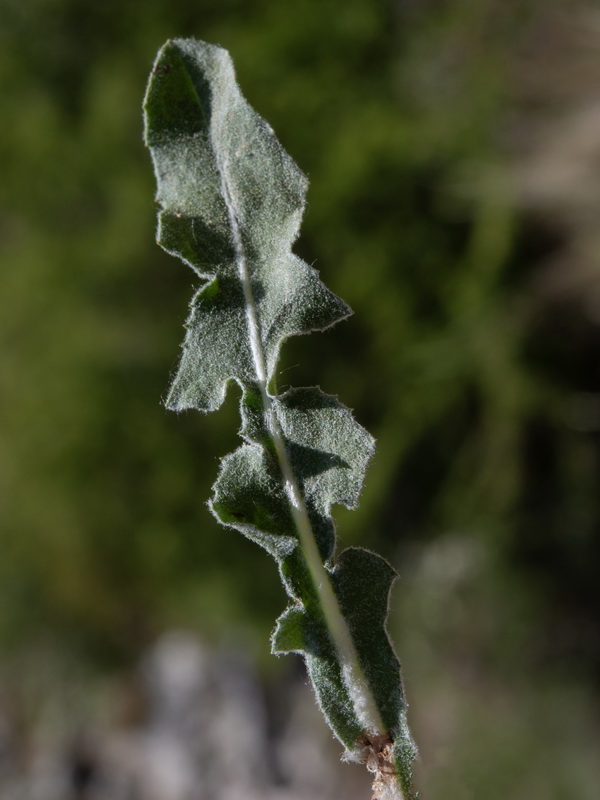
[217,387,375,566]
[143,39,350,412]
[272,547,415,760]
[144,38,417,797]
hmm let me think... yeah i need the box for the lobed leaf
[144,38,417,798]
[144,39,350,413]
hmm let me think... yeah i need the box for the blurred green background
[1,0,600,797]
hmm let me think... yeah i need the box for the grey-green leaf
[144,39,350,412]
[216,386,375,567]
[272,547,417,765]
[144,38,418,799]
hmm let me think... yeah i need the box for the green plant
[143,38,418,799]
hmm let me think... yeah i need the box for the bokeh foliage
[1,0,599,795]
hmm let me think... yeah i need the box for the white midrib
[218,155,385,738]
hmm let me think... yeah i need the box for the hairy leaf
[144,38,417,799]
[144,38,350,412]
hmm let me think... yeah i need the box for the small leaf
[273,546,416,765]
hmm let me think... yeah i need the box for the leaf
[144,38,418,799]
[143,38,350,412]
[272,548,402,746]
